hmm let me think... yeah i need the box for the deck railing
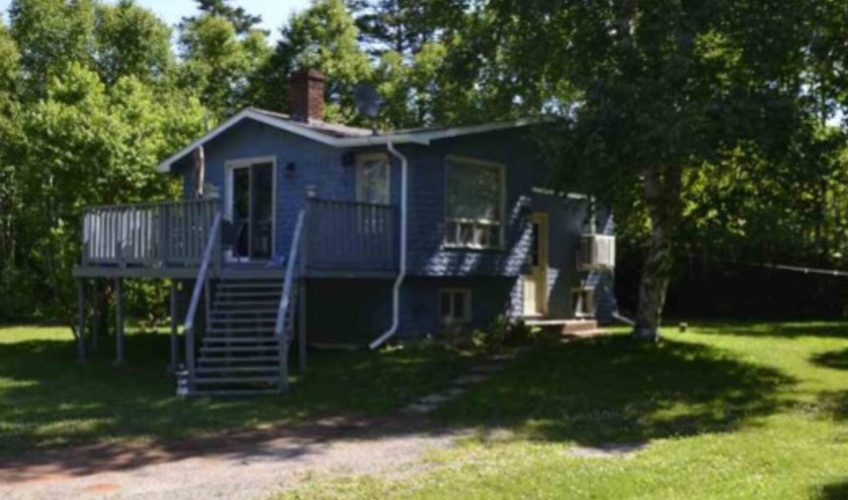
[82,199,221,267]
[183,211,223,394]
[306,198,398,272]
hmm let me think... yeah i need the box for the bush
[471,315,537,354]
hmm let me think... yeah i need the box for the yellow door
[523,213,549,316]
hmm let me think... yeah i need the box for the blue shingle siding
[402,131,544,278]
[178,119,361,259]
[174,119,617,338]
[397,277,517,337]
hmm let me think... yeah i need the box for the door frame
[224,156,277,260]
[355,152,391,204]
[523,212,549,316]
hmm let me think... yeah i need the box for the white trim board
[157,108,542,173]
[223,156,278,260]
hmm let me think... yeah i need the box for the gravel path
[0,416,468,500]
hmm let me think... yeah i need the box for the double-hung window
[444,157,505,249]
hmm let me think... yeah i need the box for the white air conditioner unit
[578,234,616,271]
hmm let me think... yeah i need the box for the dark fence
[616,250,848,320]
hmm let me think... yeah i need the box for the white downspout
[369,141,408,349]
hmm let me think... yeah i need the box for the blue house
[74,70,616,396]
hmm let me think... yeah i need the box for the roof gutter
[369,141,408,350]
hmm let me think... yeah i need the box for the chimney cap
[291,69,326,82]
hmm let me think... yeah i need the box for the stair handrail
[275,209,306,339]
[182,211,223,389]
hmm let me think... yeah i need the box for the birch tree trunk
[633,164,681,341]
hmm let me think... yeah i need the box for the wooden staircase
[180,208,305,397]
[192,278,292,396]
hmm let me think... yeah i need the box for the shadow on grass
[0,331,472,477]
[811,348,848,371]
[437,335,794,447]
[0,331,798,482]
[815,391,848,421]
[815,479,848,500]
[692,321,848,339]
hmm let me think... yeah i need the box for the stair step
[216,282,280,290]
[203,336,280,344]
[190,389,280,397]
[199,356,281,364]
[211,309,278,316]
[207,327,275,335]
[208,317,276,325]
[216,290,281,298]
[196,366,279,374]
[214,301,279,309]
[200,345,280,353]
[194,377,279,385]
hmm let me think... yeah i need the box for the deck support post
[298,280,307,372]
[76,279,87,362]
[90,279,100,353]
[169,280,179,372]
[114,277,125,365]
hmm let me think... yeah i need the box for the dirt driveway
[0,416,466,500]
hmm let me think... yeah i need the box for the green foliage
[276,0,373,122]
[1,0,207,325]
[7,64,205,322]
[348,0,469,57]
[181,0,264,36]
[470,315,536,354]
[8,0,97,100]
[94,0,174,86]
[178,14,272,119]
[500,0,848,334]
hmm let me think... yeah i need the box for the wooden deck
[74,197,399,280]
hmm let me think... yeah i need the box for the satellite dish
[354,83,384,119]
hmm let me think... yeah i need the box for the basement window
[440,289,472,324]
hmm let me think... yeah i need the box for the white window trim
[356,152,391,205]
[443,155,507,250]
[223,155,277,259]
[440,288,473,324]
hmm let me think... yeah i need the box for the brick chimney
[288,69,326,122]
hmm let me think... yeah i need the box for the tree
[497,0,822,340]
[8,0,97,99]
[347,0,468,57]
[11,63,205,323]
[0,23,22,313]
[181,0,263,36]
[1,1,207,325]
[94,0,174,86]
[178,13,271,119]
[273,0,373,122]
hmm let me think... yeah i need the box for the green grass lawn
[275,322,848,500]
[0,325,473,455]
